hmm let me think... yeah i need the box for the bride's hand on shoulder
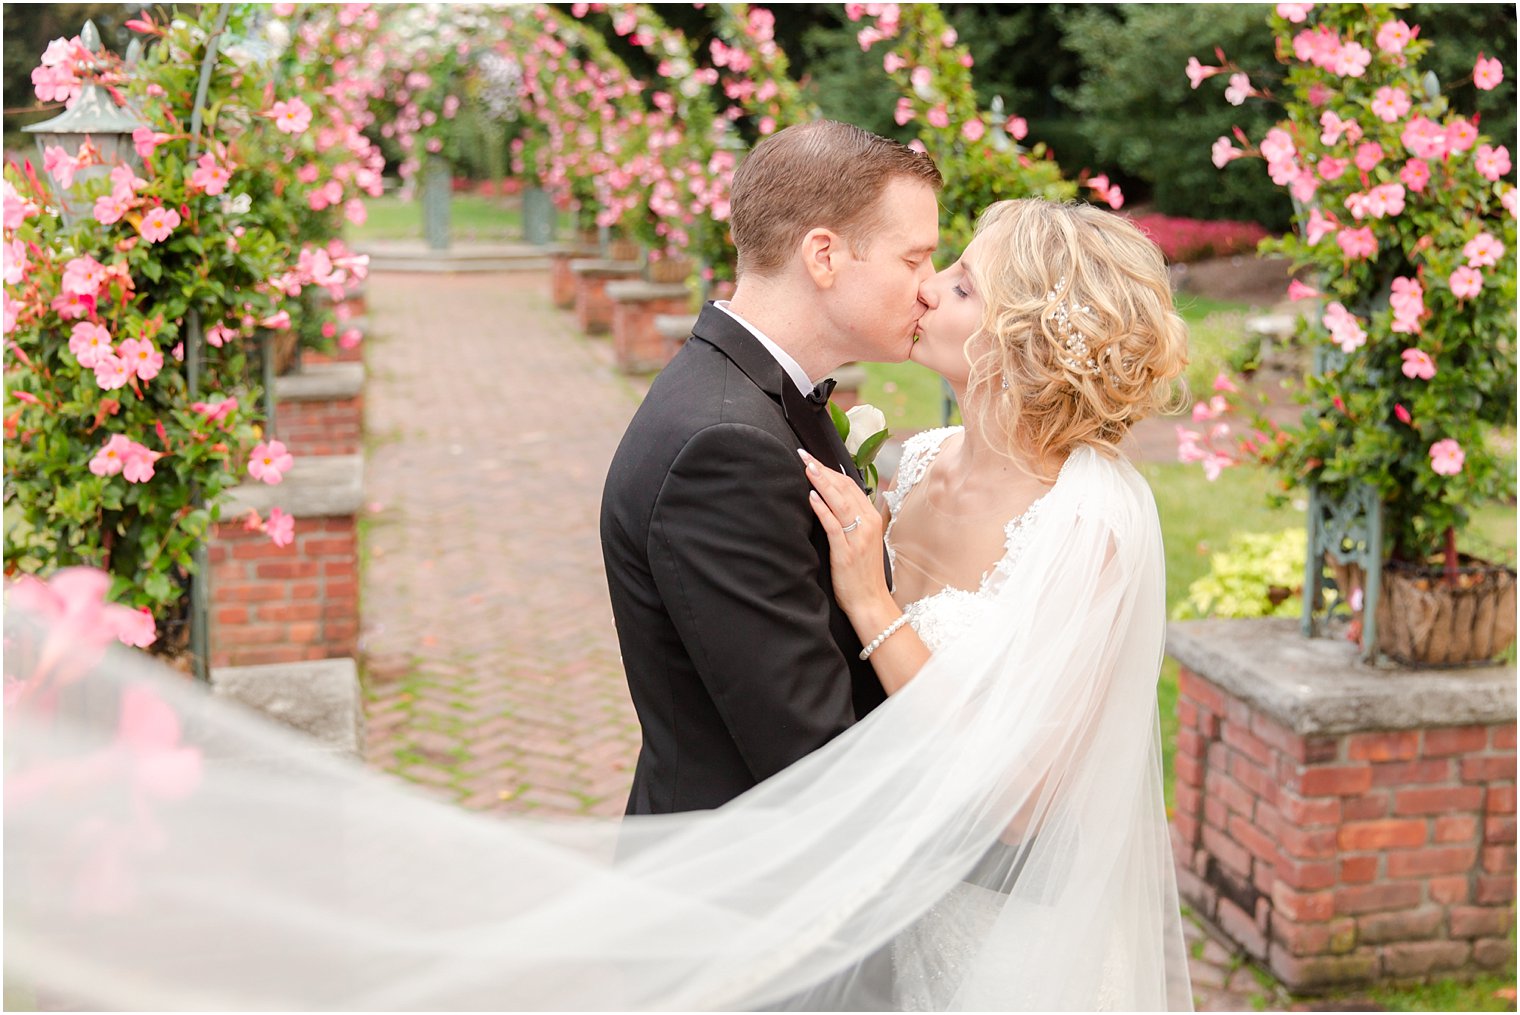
[799,450,891,617]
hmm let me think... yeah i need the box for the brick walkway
[358,268,1299,1010]
[360,271,641,817]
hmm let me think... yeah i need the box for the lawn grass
[347,193,531,243]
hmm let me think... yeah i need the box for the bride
[6,199,1192,1011]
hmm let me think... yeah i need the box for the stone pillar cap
[604,280,689,301]
[1168,618,1517,735]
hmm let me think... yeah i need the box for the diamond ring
[840,516,861,534]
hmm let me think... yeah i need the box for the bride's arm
[801,452,931,695]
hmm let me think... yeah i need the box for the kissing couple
[8,121,1193,1010]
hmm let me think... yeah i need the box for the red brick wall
[275,394,362,457]
[611,294,690,373]
[208,516,359,668]
[550,252,580,309]
[574,268,640,335]
[1174,665,1516,989]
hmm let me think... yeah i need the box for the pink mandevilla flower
[1446,118,1478,154]
[1390,277,1424,334]
[1354,142,1383,172]
[89,434,133,476]
[1336,226,1377,261]
[93,192,131,225]
[205,323,239,348]
[1317,156,1348,181]
[1473,54,1504,91]
[138,206,180,244]
[1212,137,1242,168]
[266,507,295,548]
[1224,73,1252,106]
[1322,302,1367,353]
[1463,231,1504,268]
[1370,87,1410,123]
[248,440,295,484]
[69,321,111,368]
[961,119,985,143]
[1429,439,1465,476]
[1400,348,1436,380]
[270,97,313,134]
[62,255,106,297]
[1448,266,1482,299]
[1400,159,1430,192]
[1305,208,1337,246]
[926,105,949,129]
[1276,4,1313,23]
[1287,278,1320,301]
[189,153,231,195]
[93,354,131,392]
[1401,117,1448,161]
[893,97,914,126]
[121,444,160,484]
[1475,145,1512,182]
[1334,41,1371,78]
[118,338,163,382]
[1185,57,1220,90]
[1376,20,1412,54]
[1394,403,1412,425]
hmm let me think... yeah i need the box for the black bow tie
[806,378,837,409]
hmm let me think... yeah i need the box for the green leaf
[854,428,891,467]
[144,570,173,602]
[828,400,849,442]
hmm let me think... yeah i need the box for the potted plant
[1182,3,1516,666]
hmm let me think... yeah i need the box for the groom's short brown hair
[729,120,942,278]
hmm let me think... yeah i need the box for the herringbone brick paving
[361,271,642,818]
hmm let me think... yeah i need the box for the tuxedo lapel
[691,303,855,481]
[689,302,890,589]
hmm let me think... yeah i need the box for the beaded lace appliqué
[884,429,1073,654]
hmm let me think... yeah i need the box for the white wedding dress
[5,438,1192,1011]
[884,428,1146,1011]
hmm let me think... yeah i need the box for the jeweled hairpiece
[1048,277,1101,377]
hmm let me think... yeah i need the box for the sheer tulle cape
[4,448,1191,1011]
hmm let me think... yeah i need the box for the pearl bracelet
[859,613,910,661]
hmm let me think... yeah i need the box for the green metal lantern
[22,21,148,227]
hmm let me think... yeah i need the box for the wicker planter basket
[1375,556,1518,667]
[647,256,693,284]
[607,237,640,262]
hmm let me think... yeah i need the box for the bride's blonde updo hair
[964,199,1189,480]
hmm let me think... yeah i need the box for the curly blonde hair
[963,199,1189,480]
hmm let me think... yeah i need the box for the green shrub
[1173,529,1308,620]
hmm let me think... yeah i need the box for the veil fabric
[4,448,1191,1011]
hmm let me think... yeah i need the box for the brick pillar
[274,362,364,457]
[207,455,363,668]
[570,258,641,335]
[548,244,598,309]
[605,280,691,373]
[1169,618,1516,992]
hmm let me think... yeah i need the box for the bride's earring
[1000,377,1010,392]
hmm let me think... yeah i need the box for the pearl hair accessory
[1049,277,1102,377]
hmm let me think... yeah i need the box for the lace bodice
[882,428,1064,654]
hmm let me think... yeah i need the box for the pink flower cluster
[1293,25,1373,78]
[89,434,162,483]
[1129,214,1268,264]
[1086,174,1124,211]
[7,568,157,663]
[1322,302,1367,353]
[30,35,91,105]
[1389,277,1424,334]
[243,506,295,548]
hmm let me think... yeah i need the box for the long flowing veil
[4,447,1191,1011]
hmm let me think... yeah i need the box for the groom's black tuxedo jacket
[601,303,888,815]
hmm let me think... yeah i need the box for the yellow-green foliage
[1173,529,1309,620]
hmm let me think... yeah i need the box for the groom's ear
[799,228,840,290]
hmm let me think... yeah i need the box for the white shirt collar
[713,301,814,397]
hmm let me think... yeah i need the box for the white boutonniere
[829,402,890,492]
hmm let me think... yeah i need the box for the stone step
[275,361,364,402]
[211,657,363,758]
[356,240,551,273]
[220,454,363,519]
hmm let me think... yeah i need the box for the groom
[601,120,942,815]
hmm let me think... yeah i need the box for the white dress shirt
[713,301,814,397]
